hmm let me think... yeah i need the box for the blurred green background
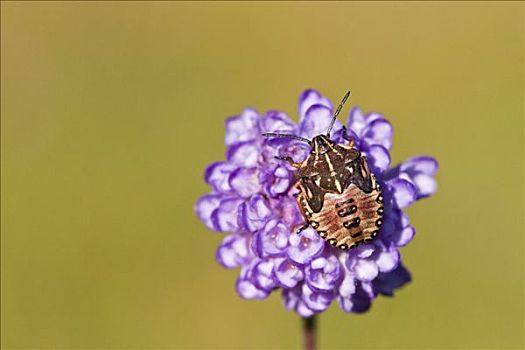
[1,2,523,349]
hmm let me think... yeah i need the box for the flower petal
[205,162,237,194]
[364,144,391,173]
[372,263,411,297]
[236,279,269,299]
[299,104,341,139]
[239,194,272,233]
[229,167,261,198]
[211,198,243,233]
[376,247,400,273]
[287,227,324,265]
[298,89,332,123]
[225,108,260,146]
[194,194,223,231]
[387,178,417,209]
[227,141,261,168]
[361,119,393,150]
[216,234,252,269]
[353,259,379,282]
[275,259,304,288]
[260,110,296,134]
[400,156,439,175]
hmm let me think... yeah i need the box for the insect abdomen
[298,176,383,249]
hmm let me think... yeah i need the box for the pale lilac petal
[227,141,260,168]
[211,198,243,232]
[306,255,342,292]
[225,108,260,146]
[229,168,261,198]
[400,156,438,175]
[287,227,324,265]
[396,225,416,247]
[376,247,400,273]
[301,283,333,312]
[253,259,279,291]
[387,178,417,209]
[216,234,252,268]
[412,173,438,198]
[299,105,342,139]
[353,244,375,259]
[236,279,269,299]
[338,283,373,313]
[275,259,304,288]
[353,259,379,282]
[364,145,391,173]
[261,110,296,134]
[338,270,356,298]
[347,107,367,135]
[265,165,293,197]
[253,219,290,257]
[205,162,237,194]
[298,90,332,122]
[239,194,272,232]
[194,194,222,231]
[361,119,393,150]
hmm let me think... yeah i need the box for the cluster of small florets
[195,90,438,316]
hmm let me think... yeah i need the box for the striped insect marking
[294,134,384,249]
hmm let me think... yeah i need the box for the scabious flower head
[195,90,438,317]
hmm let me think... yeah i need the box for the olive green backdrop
[1,2,523,349]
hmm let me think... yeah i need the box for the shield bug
[263,91,383,250]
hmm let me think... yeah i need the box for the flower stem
[302,316,317,350]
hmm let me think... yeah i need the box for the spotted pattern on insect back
[297,176,383,249]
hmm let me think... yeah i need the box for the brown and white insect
[263,91,384,250]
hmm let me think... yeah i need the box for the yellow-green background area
[1,2,523,349]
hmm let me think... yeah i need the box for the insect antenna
[326,90,351,136]
[262,132,312,145]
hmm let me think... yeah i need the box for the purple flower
[194,90,438,316]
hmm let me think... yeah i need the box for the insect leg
[274,155,301,168]
[295,222,310,235]
[341,126,355,148]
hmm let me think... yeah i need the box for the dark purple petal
[205,162,237,194]
[372,263,411,297]
[225,108,260,146]
[253,219,290,257]
[287,227,325,265]
[299,104,342,140]
[275,259,304,288]
[194,194,223,231]
[386,178,417,209]
[227,141,261,168]
[216,234,252,269]
[211,198,243,233]
[260,110,297,134]
[338,282,373,313]
[306,256,342,292]
[364,144,391,173]
[229,167,261,198]
[361,119,393,150]
[239,194,272,233]
[298,90,332,123]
